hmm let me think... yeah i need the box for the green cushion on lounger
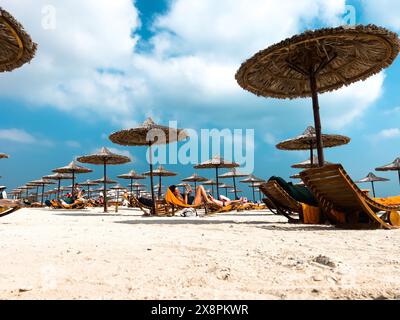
[269,176,318,207]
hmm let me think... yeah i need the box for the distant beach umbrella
[143,165,177,200]
[276,127,349,166]
[110,184,127,213]
[291,155,333,169]
[202,180,220,197]
[118,170,145,195]
[0,153,9,159]
[182,173,208,189]
[240,175,265,202]
[43,173,73,199]
[218,183,234,197]
[194,156,239,200]
[18,185,35,199]
[376,157,400,186]
[77,147,131,213]
[110,118,188,215]
[218,168,248,200]
[0,8,37,73]
[356,173,389,198]
[77,179,99,199]
[53,161,92,198]
[28,179,56,205]
[127,182,146,198]
[236,25,399,166]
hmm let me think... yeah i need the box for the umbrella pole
[57,180,61,200]
[194,181,197,190]
[371,181,376,198]
[158,175,162,200]
[116,190,119,213]
[233,177,238,200]
[252,183,256,203]
[72,171,75,198]
[211,184,214,197]
[103,160,107,213]
[310,143,314,166]
[216,167,220,200]
[130,178,134,198]
[225,188,228,197]
[398,169,400,186]
[259,189,262,202]
[149,144,156,216]
[309,72,325,167]
[36,186,39,202]
[41,184,45,206]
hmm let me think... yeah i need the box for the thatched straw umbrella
[29,179,55,205]
[110,184,127,213]
[194,156,239,200]
[0,8,37,73]
[77,180,99,199]
[109,118,188,215]
[236,25,400,167]
[240,175,265,202]
[77,147,131,213]
[127,182,146,198]
[53,161,92,197]
[143,165,177,200]
[276,127,349,166]
[0,153,9,159]
[118,170,145,196]
[291,155,333,169]
[18,185,34,200]
[376,157,400,186]
[182,173,208,190]
[290,174,301,180]
[43,173,73,200]
[356,173,389,198]
[202,180,220,198]
[218,168,248,200]
[218,183,234,197]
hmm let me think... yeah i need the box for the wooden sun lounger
[299,164,400,230]
[259,181,303,223]
[130,196,173,217]
[0,206,20,218]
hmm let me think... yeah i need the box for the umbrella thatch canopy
[194,156,239,199]
[18,185,34,199]
[118,169,145,195]
[291,156,333,169]
[143,165,177,200]
[241,175,265,202]
[356,173,389,198]
[236,25,400,167]
[109,118,188,215]
[0,8,37,72]
[182,173,208,189]
[77,147,131,212]
[53,161,92,197]
[93,176,117,185]
[29,179,56,205]
[290,174,301,180]
[43,173,73,199]
[0,153,9,159]
[218,168,248,200]
[376,157,400,186]
[277,127,350,166]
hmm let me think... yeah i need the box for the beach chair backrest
[260,181,302,213]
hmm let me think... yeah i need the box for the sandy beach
[1,207,400,300]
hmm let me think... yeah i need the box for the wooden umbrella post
[371,181,376,198]
[149,143,156,216]
[215,167,220,200]
[71,171,75,198]
[309,142,314,166]
[41,184,45,206]
[309,72,325,167]
[252,183,256,203]
[103,160,108,213]
[158,175,162,200]
[398,169,400,186]
[233,176,238,200]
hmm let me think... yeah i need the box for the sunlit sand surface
[1,207,400,300]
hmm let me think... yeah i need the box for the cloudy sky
[1,0,399,198]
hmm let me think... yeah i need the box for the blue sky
[1,0,400,199]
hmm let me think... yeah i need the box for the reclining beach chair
[259,181,304,223]
[300,164,400,229]
[0,206,20,218]
[164,189,236,216]
[130,196,173,217]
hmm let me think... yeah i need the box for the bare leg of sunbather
[193,186,243,207]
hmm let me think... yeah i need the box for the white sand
[1,207,400,300]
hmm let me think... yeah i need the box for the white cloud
[263,133,277,145]
[377,128,400,139]
[0,128,53,146]
[66,140,81,148]
[0,0,383,132]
